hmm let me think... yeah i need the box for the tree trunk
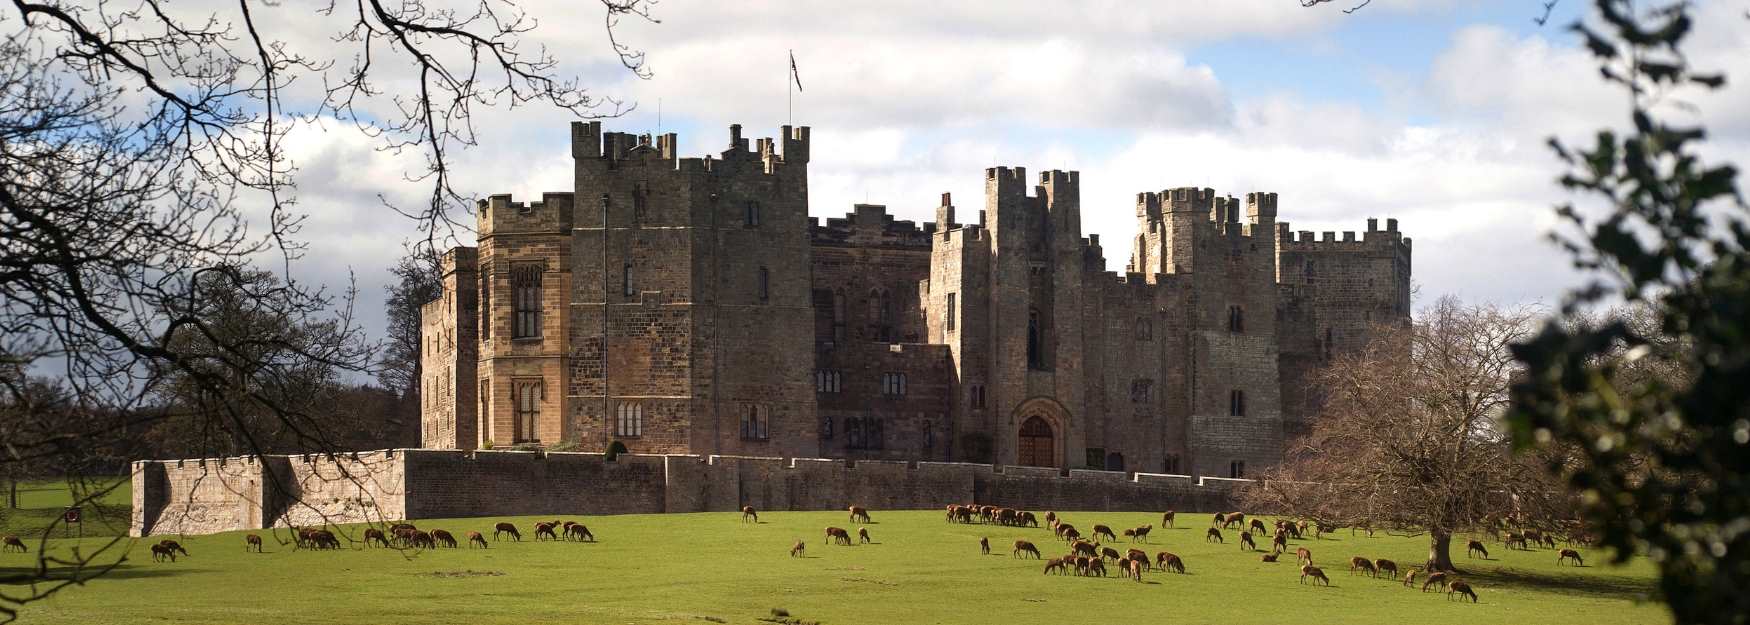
[7,478,16,509]
[1427,529,1458,573]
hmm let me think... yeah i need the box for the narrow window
[945,293,957,333]
[511,263,543,339]
[1136,318,1153,341]
[1164,454,1181,474]
[1131,378,1153,403]
[1228,305,1245,333]
[758,267,770,303]
[1085,448,1106,470]
[622,263,634,297]
[632,183,646,224]
[1324,327,1335,361]
[746,200,760,227]
[480,266,492,340]
[1305,260,1316,284]
[615,402,643,438]
[820,415,834,440]
[512,379,542,442]
[1230,389,1246,417]
[741,405,769,441]
[923,421,934,449]
[478,379,490,442]
[882,372,907,397]
[832,292,847,344]
[1106,452,1125,472]
[1230,460,1246,479]
[1027,309,1043,369]
[969,384,986,409]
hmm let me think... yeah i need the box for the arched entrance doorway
[1017,416,1056,467]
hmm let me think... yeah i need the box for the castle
[419,122,1411,477]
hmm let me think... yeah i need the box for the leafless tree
[0,0,654,620]
[1241,296,1572,572]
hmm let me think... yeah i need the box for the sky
[257,0,1750,346]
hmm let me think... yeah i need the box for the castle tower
[420,247,479,449]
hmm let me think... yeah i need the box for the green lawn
[1,479,131,540]
[0,504,1666,625]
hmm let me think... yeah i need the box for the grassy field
[0,479,131,540]
[0,495,1667,625]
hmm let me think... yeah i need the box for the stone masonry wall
[133,449,1245,536]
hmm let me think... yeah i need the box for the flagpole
[787,49,794,126]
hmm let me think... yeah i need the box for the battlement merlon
[1167,187,1216,214]
[1135,191,1163,221]
[439,246,479,277]
[1246,192,1278,226]
[986,166,1029,201]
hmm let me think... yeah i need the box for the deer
[1375,558,1399,579]
[1206,528,1224,543]
[1071,540,1099,558]
[1448,580,1479,602]
[1043,557,1070,575]
[158,540,189,557]
[1221,512,1246,529]
[150,543,177,562]
[858,527,872,545]
[1467,539,1490,559]
[1130,525,1152,543]
[1261,553,1279,563]
[1404,569,1418,589]
[1557,548,1585,566]
[742,506,759,523]
[848,505,871,524]
[494,522,521,542]
[1349,556,1377,577]
[1250,518,1268,536]
[1100,546,1123,563]
[1240,531,1257,551]
[791,540,806,557]
[1019,511,1039,527]
[534,522,559,541]
[245,533,263,552]
[1296,546,1313,565]
[1093,524,1118,542]
[1157,552,1186,574]
[825,527,852,546]
[431,529,458,548]
[980,536,990,555]
[467,531,488,548]
[1013,540,1041,559]
[1300,565,1330,586]
[1162,510,1176,528]
[1422,571,1450,592]
[1,535,24,553]
[364,528,390,548]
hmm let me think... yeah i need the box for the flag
[789,50,803,92]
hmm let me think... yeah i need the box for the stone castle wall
[131,449,1246,537]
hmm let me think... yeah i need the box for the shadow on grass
[0,564,205,585]
[1463,567,1655,600]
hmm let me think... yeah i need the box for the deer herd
[35,501,1595,609]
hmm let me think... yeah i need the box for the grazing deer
[1240,531,1257,551]
[494,522,521,542]
[791,540,806,557]
[1060,527,1082,542]
[849,506,871,524]
[742,506,759,523]
[431,529,458,548]
[1044,557,1069,575]
[1130,525,1152,543]
[1125,558,1144,581]
[150,543,177,562]
[158,540,189,557]
[826,527,852,546]
[1448,580,1479,602]
[1404,569,1418,589]
[1020,511,1039,527]
[1162,510,1176,527]
[1127,549,1150,569]
[1375,559,1399,579]
[1300,565,1330,586]
[858,527,871,545]
[1349,556,1377,577]
[1100,546,1122,563]
[410,531,435,549]
[467,531,488,548]
[1,535,24,553]
[1272,533,1288,554]
[980,537,990,555]
[564,523,595,542]
[1222,512,1246,529]
[1296,547,1313,565]
[1250,519,1268,536]
[1557,548,1584,566]
[1467,539,1490,559]
[1093,524,1117,542]
[1261,553,1280,563]
[389,522,416,533]
[534,522,559,541]
[1085,558,1107,577]
[1206,528,1224,543]
[1071,540,1098,558]
[1422,571,1450,592]
[245,533,263,552]
[364,528,390,548]
[1013,540,1041,559]
[1044,511,1058,526]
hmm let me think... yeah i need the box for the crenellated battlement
[810,203,935,248]
[1276,217,1412,252]
[569,121,811,172]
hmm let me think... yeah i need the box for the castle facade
[419,122,1411,476]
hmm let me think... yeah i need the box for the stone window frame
[739,404,769,441]
[1230,389,1246,417]
[511,378,542,443]
[1227,305,1245,334]
[945,292,956,333]
[1106,452,1125,472]
[622,263,635,298]
[510,262,543,339]
[880,372,907,397]
[1135,317,1153,341]
[479,265,492,340]
[615,402,643,438]
[1229,460,1246,479]
[969,384,985,410]
[923,419,934,449]
[1084,447,1106,470]
[832,291,848,344]
[745,200,761,227]
[758,266,770,303]
[815,370,842,394]
[846,416,884,450]
[1163,453,1182,474]
[1130,378,1153,404]
[820,415,834,440]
